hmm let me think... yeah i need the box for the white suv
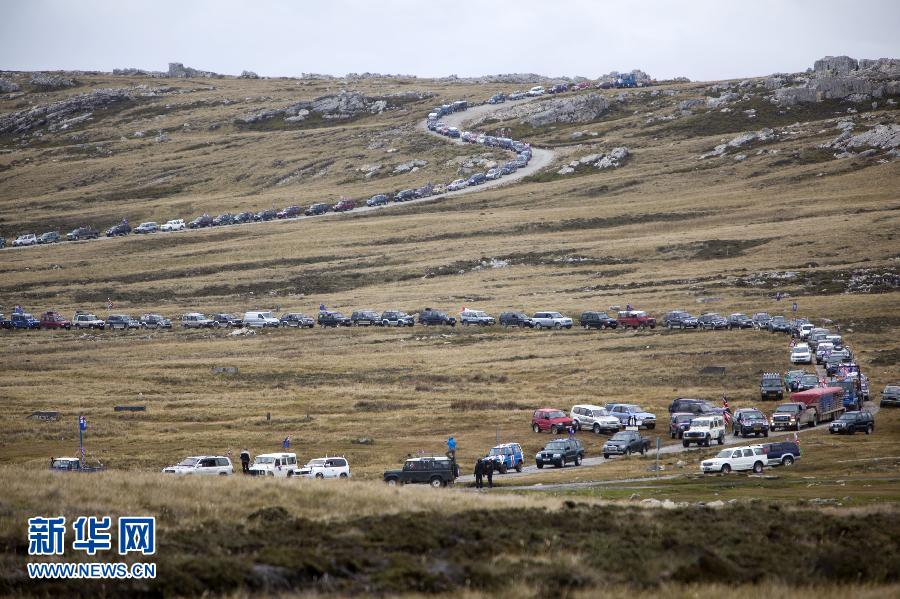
[248,452,298,477]
[162,455,233,475]
[13,234,38,247]
[571,404,620,434]
[243,311,280,328]
[73,313,105,329]
[791,343,812,364]
[160,219,185,232]
[527,86,546,96]
[682,415,725,447]
[297,457,350,479]
[531,312,573,329]
[701,446,767,474]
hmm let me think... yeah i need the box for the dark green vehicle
[535,438,584,469]
[760,373,784,400]
[383,456,457,488]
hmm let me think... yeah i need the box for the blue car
[10,312,40,329]
[484,443,524,474]
[607,404,657,429]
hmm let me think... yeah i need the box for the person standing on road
[485,459,494,488]
[474,458,484,489]
[240,448,250,474]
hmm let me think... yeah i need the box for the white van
[248,453,298,477]
[243,311,280,328]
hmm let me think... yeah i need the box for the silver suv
[459,309,495,326]
[531,311,573,329]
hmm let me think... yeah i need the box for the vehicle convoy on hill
[163,456,233,475]
[73,312,104,329]
[570,404,620,434]
[39,311,71,329]
[460,309,495,326]
[732,408,770,437]
[608,404,656,429]
[829,411,875,435]
[297,457,351,478]
[418,308,456,326]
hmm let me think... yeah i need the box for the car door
[199,458,218,475]
[738,448,756,471]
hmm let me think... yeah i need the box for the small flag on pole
[79,415,87,431]
[722,395,732,426]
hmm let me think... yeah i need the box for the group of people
[473,457,495,489]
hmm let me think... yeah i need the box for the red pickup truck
[617,310,656,329]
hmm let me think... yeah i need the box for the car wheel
[536,462,544,469]
[499,464,507,474]
[718,434,724,445]
[640,446,645,455]
[704,435,711,447]
[683,440,689,448]
[721,464,731,474]
[554,323,561,330]
[574,455,581,466]
[733,428,738,437]
[625,448,632,456]
[782,455,794,466]
[315,473,324,479]
[534,323,542,330]
[532,424,540,433]
[515,462,522,472]
[593,424,601,434]
[213,321,221,329]
[386,478,399,486]
[753,461,764,474]
[866,425,872,435]
[764,430,769,437]
[603,453,609,459]
[429,477,443,488]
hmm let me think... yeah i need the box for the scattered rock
[557,165,575,175]
[167,62,221,78]
[239,70,259,79]
[0,78,21,93]
[705,500,726,509]
[392,159,427,174]
[351,437,374,445]
[629,493,641,501]
[678,98,705,110]
[356,164,381,178]
[30,72,76,89]
[706,92,739,108]
[0,88,133,136]
[484,93,610,127]
[229,326,256,336]
[154,132,169,143]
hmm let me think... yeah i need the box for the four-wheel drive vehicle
[697,313,728,330]
[133,222,158,234]
[277,205,302,219]
[531,311,573,329]
[280,313,314,328]
[790,343,812,364]
[159,219,185,232]
[188,215,213,229]
[751,312,772,329]
[580,311,618,329]
[212,213,235,227]
[383,456,456,487]
[140,314,172,328]
[669,413,694,438]
[366,194,389,207]
[256,209,278,222]
[882,385,900,408]
[701,446,767,474]
[760,441,801,467]
[162,456,233,475]
[212,313,243,328]
[106,314,140,330]
[663,310,698,329]
[668,398,713,415]
[783,370,808,392]
[49,457,105,472]
[796,373,821,392]
[297,457,351,478]
[770,402,816,431]
[485,443,525,473]
[318,311,351,327]
[395,189,417,201]
[247,452,298,477]
[39,311,71,329]
[760,373,784,400]
[460,309,495,326]
[332,199,355,212]
[379,310,414,327]
[608,404,657,429]
[350,310,380,326]
[67,226,100,241]
[305,203,331,216]
[106,222,132,237]
[535,438,584,468]
[829,411,874,435]
[73,313,105,329]
[181,312,215,328]
[418,308,456,326]
[733,408,769,437]
[13,234,38,247]
[243,311,280,328]
[767,316,791,333]
[617,310,656,329]
[602,431,650,458]
[727,313,753,329]
[38,231,60,244]
[499,312,534,328]
[10,312,40,329]
[571,404,620,434]
[447,179,468,191]
[532,408,574,434]
[682,415,726,447]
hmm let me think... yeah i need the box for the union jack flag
[722,395,732,426]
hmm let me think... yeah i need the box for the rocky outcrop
[0,88,133,136]
[700,128,775,159]
[392,159,427,174]
[113,67,167,77]
[678,98,704,110]
[557,147,630,174]
[167,62,222,78]
[484,93,609,127]
[239,70,259,79]
[823,123,900,157]
[774,56,900,106]
[0,78,20,93]
[30,72,76,89]
[236,90,431,125]
[706,92,739,108]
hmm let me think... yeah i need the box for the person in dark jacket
[474,458,484,489]
[240,449,250,474]
[485,459,494,488]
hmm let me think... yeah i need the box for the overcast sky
[2,0,899,81]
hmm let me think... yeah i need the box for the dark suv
[305,203,330,216]
[350,310,380,326]
[67,226,99,241]
[383,457,457,487]
[580,311,618,329]
[697,313,728,330]
[106,221,132,237]
[668,398,713,415]
[733,408,769,437]
[277,205,302,219]
[418,309,456,326]
[499,312,534,328]
[767,316,791,333]
[318,311,350,327]
[255,209,278,222]
[669,413,694,438]
[189,215,213,229]
[829,411,874,435]
[280,313,314,328]
[760,373,784,400]
[760,441,801,466]
[535,438,584,469]
[212,313,243,327]
[663,311,698,329]
[727,313,753,329]
[752,313,772,329]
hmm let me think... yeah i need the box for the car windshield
[691,419,711,427]
[306,459,326,467]
[545,411,566,419]
[545,442,567,450]
[746,415,766,422]
[838,414,855,422]
[254,457,275,464]
[610,433,631,441]
[715,450,732,458]
[777,405,800,413]
[177,458,200,467]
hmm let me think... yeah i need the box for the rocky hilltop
[774,55,900,106]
